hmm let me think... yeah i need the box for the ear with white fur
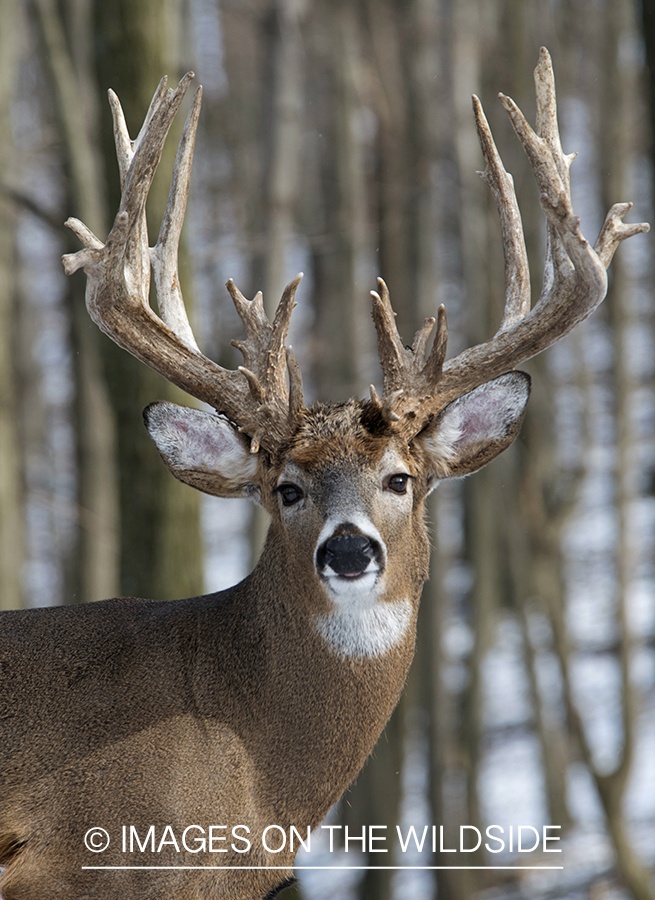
[143,401,261,501]
[417,371,531,488]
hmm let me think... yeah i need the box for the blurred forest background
[1,1,654,899]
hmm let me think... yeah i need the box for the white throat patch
[314,598,412,659]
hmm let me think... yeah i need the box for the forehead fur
[279,399,401,470]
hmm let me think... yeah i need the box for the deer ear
[418,371,531,487]
[143,401,261,501]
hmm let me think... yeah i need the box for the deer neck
[225,522,421,826]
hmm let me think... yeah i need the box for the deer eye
[386,474,410,495]
[275,483,304,506]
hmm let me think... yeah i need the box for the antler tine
[473,94,531,333]
[268,274,303,398]
[108,86,139,190]
[370,277,409,394]
[410,316,436,362]
[132,75,174,158]
[502,51,578,293]
[533,47,577,188]
[64,218,104,253]
[106,86,151,307]
[595,202,650,268]
[286,346,304,423]
[151,85,203,352]
[226,281,272,376]
[422,304,448,385]
[499,103,566,210]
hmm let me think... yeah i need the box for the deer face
[269,405,426,605]
[273,435,427,657]
[269,430,426,658]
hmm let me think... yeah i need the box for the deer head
[62,50,646,650]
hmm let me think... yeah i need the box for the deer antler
[64,55,647,454]
[62,74,304,455]
[371,47,649,441]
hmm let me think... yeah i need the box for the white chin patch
[322,564,380,599]
[314,598,412,659]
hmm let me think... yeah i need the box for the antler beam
[62,74,304,454]
[373,47,649,441]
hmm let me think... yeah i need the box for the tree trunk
[0,0,24,610]
[33,0,120,603]
[94,0,203,601]
[249,0,306,569]
[310,0,373,403]
[595,2,654,896]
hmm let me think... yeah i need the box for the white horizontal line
[82,865,564,871]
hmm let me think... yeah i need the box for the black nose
[317,534,376,578]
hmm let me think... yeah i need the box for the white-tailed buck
[0,49,648,900]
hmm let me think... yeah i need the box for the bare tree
[94,0,203,600]
[32,0,120,603]
[0,0,24,611]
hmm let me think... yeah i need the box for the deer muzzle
[315,524,385,584]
